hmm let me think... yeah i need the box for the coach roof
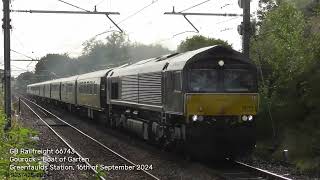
[77,69,112,80]
[59,75,79,82]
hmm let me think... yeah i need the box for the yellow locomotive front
[183,54,258,159]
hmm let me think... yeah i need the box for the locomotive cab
[182,47,259,159]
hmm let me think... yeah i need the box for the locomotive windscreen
[189,69,218,92]
[224,69,255,92]
[187,67,257,93]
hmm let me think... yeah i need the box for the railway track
[18,95,294,180]
[19,96,159,180]
[215,159,293,180]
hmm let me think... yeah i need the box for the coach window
[86,84,89,94]
[67,84,72,93]
[83,83,85,94]
[90,83,94,94]
[111,82,119,99]
[94,84,98,94]
[173,71,182,92]
[81,84,84,93]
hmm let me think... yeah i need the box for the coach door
[100,77,107,108]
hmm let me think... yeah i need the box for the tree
[34,54,76,81]
[251,1,320,171]
[128,43,172,62]
[177,35,231,52]
[15,72,36,93]
[78,33,173,73]
[78,32,130,72]
[251,2,309,100]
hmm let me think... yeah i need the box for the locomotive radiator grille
[121,72,162,105]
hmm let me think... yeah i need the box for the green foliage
[251,1,320,173]
[80,32,131,71]
[251,2,310,101]
[177,35,231,52]
[79,33,172,72]
[0,108,43,179]
[34,53,76,81]
[15,72,37,93]
[129,43,173,62]
[95,165,107,179]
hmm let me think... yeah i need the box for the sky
[0,0,259,77]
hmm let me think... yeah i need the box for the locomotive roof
[108,45,250,77]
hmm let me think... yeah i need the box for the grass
[0,94,44,179]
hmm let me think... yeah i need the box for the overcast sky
[0,0,259,77]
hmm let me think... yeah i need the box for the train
[27,45,259,159]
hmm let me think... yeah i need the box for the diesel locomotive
[27,45,258,159]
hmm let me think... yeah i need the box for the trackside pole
[2,0,12,130]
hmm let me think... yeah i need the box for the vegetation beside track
[0,95,43,179]
[251,0,320,174]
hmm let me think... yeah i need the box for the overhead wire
[156,30,198,44]
[220,3,231,9]
[12,33,26,50]
[11,48,38,69]
[90,0,159,40]
[179,0,212,12]
[94,0,106,7]
[56,0,90,12]
[0,62,29,72]
[11,49,36,60]
[220,27,233,32]
[117,0,159,25]
[216,16,240,24]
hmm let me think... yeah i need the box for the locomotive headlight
[192,115,198,122]
[248,115,253,121]
[192,115,203,122]
[242,115,248,121]
[218,60,224,66]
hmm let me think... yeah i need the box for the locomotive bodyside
[106,45,258,158]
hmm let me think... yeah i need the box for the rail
[20,96,160,180]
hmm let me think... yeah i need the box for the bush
[0,100,43,179]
